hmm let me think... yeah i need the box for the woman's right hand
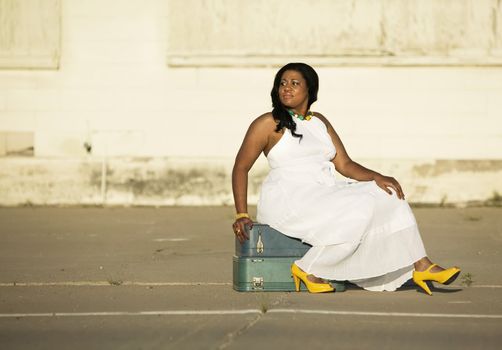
[232,218,253,244]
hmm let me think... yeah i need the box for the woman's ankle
[414,258,445,273]
[414,257,433,272]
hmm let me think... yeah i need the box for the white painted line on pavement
[438,284,502,289]
[269,309,502,319]
[0,310,261,318]
[125,282,231,286]
[153,238,189,242]
[0,281,231,287]
[0,282,501,288]
[448,301,472,304]
[1,309,502,319]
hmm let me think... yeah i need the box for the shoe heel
[415,279,432,296]
[292,274,301,292]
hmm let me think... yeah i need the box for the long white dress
[256,116,427,291]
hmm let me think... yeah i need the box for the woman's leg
[414,257,446,272]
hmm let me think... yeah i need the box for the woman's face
[278,70,309,111]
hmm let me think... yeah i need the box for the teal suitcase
[236,223,310,257]
[232,256,346,292]
[233,223,346,292]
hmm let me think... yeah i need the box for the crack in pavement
[216,312,263,350]
[215,293,289,349]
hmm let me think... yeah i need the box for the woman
[232,62,460,295]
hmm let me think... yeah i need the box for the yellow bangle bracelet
[235,213,250,220]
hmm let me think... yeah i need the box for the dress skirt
[257,179,427,292]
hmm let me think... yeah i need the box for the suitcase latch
[256,231,264,254]
[252,277,264,289]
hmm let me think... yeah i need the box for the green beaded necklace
[287,109,313,121]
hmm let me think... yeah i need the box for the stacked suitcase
[233,223,346,292]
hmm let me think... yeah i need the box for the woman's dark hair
[271,62,319,139]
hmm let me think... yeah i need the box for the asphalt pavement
[0,206,501,349]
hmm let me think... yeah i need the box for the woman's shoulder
[249,112,277,130]
[254,112,275,123]
[311,112,333,130]
[312,111,328,123]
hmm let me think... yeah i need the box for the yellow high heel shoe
[412,264,461,296]
[291,264,334,293]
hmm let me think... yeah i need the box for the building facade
[0,0,501,205]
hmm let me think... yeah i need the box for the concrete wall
[0,0,501,206]
[168,0,502,66]
[1,157,501,207]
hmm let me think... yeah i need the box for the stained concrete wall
[0,0,501,206]
[168,0,502,66]
[1,157,501,207]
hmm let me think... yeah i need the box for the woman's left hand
[374,174,405,200]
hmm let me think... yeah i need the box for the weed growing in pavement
[460,273,474,287]
[108,279,123,286]
[256,294,269,314]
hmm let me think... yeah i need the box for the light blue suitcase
[235,223,310,257]
[233,223,346,292]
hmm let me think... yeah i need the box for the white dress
[256,116,427,291]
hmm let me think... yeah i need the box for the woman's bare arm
[232,114,277,241]
[316,113,405,199]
